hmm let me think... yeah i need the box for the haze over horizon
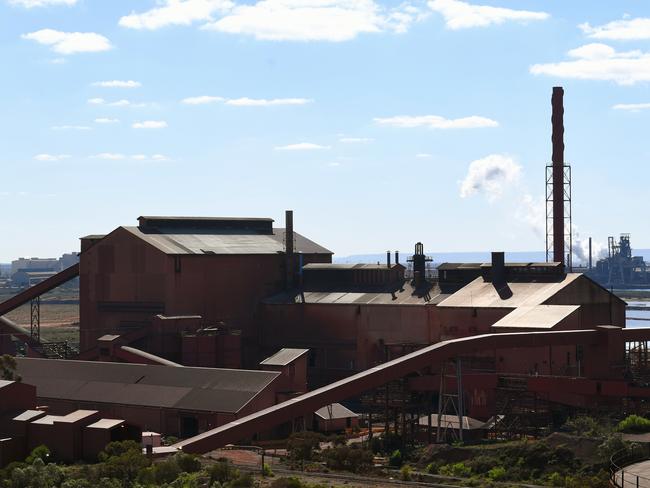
[2,1,650,262]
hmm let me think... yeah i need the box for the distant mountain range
[333,250,650,265]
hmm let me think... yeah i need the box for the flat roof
[32,410,98,425]
[121,226,332,256]
[86,418,125,430]
[260,348,309,366]
[437,273,581,308]
[314,403,358,420]
[418,414,487,430]
[13,410,46,422]
[303,263,405,270]
[491,305,580,329]
[17,358,280,414]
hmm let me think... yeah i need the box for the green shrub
[563,416,607,437]
[208,460,238,484]
[425,462,436,474]
[287,432,324,461]
[153,457,182,484]
[547,471,564,486]
[97,440,151,483]
[25,445,51,464]
[400,465,412,481]
[486,466,506,481]
[388,449,402,467]
[617,415,650,433]
[262,463,274,477]
[174,452,202,473]
[270,477,304,488]
[322,446,373,473]
[438,462,472,478]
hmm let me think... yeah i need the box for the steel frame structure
[546,164,572,269]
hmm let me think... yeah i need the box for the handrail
[610,444,650,487]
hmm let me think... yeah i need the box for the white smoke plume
[459,154,521,202]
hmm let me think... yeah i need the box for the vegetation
[616,414,650,433]
[0,354,20,382]
[321,446,373,473]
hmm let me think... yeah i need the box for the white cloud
[203,0,423,41]
[182,95,225,105]
[613,102,650,111]
[92,80,141,88]
[92,153,126,160]
[132,120,168,129]
[225,97,312,106]
[580,17,650,41]
[95,117,120,124]
[88,98,147,107]
[428,0,548,30]
[374,114,498,129]
[22,29,112,54]
[49,57,66,64]
[51,125,91,130]
[339,137,373,143]
[119,0,234,30]
[33,153,70,161]
[130,154,171,161]
[275,142,330,150]
[415,152,432,158]
[110,99,132,107]
[530,43,650,86]
[9,0,77,7]
[459,154,521,201]
[88,98,106,105]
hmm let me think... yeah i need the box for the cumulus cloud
[33,153,70,161]
[612,102,650,111]
[51,125,91,130]
[22,29,112,54]
[92,153,126,160]
[88,98,147,107]
[132,120,168,129]
[428,0,548,30]
[92,80,141,88]
[580,17,650,41]
[95,118,120,124]
[120,0,234,29]
[182,95,225,105]
[203,0,424,41]
[275,142,330,150]
[459,154,521,201]
[374,114,498,129]
[339,137,373,143]
[530,43,650,85]
[416,153,432,158]
[9,0,77,7]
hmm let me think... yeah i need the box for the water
[627,301,650,328]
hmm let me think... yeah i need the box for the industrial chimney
[551,86,565,268]
[285,210,294,289]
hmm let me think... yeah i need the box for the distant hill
[0,263,10,277]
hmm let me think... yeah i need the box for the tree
[0,354,20,382]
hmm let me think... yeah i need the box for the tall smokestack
[491,251,506,286]
[285,210,294,289]
[588,237,592,269]
[552,87,565,267]
[386,251,391,268]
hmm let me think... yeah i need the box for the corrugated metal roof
[418,414,487,430]
[437,273,581,308]
[16,358,280,414]
[491,305,580,329]
[260,348,309,366]
[264,282,447,306]
[303,263,405,270]
[314,403,358,420]
[122,226,331,255]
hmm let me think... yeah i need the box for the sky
[1,0,650,262]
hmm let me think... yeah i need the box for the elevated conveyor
[174,328,611,453]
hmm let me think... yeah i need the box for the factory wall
[79,227,330,364]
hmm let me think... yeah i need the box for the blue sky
[1,0,650,262]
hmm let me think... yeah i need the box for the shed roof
[121,226,331,256]
[418,414,487,430]
[303,263,405,270]
[86,418,125,430]
[260,348,309,366]
[314,403,358,420]
[437,273,581,309]
[491,305,580,329]
[16,358,280,414]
